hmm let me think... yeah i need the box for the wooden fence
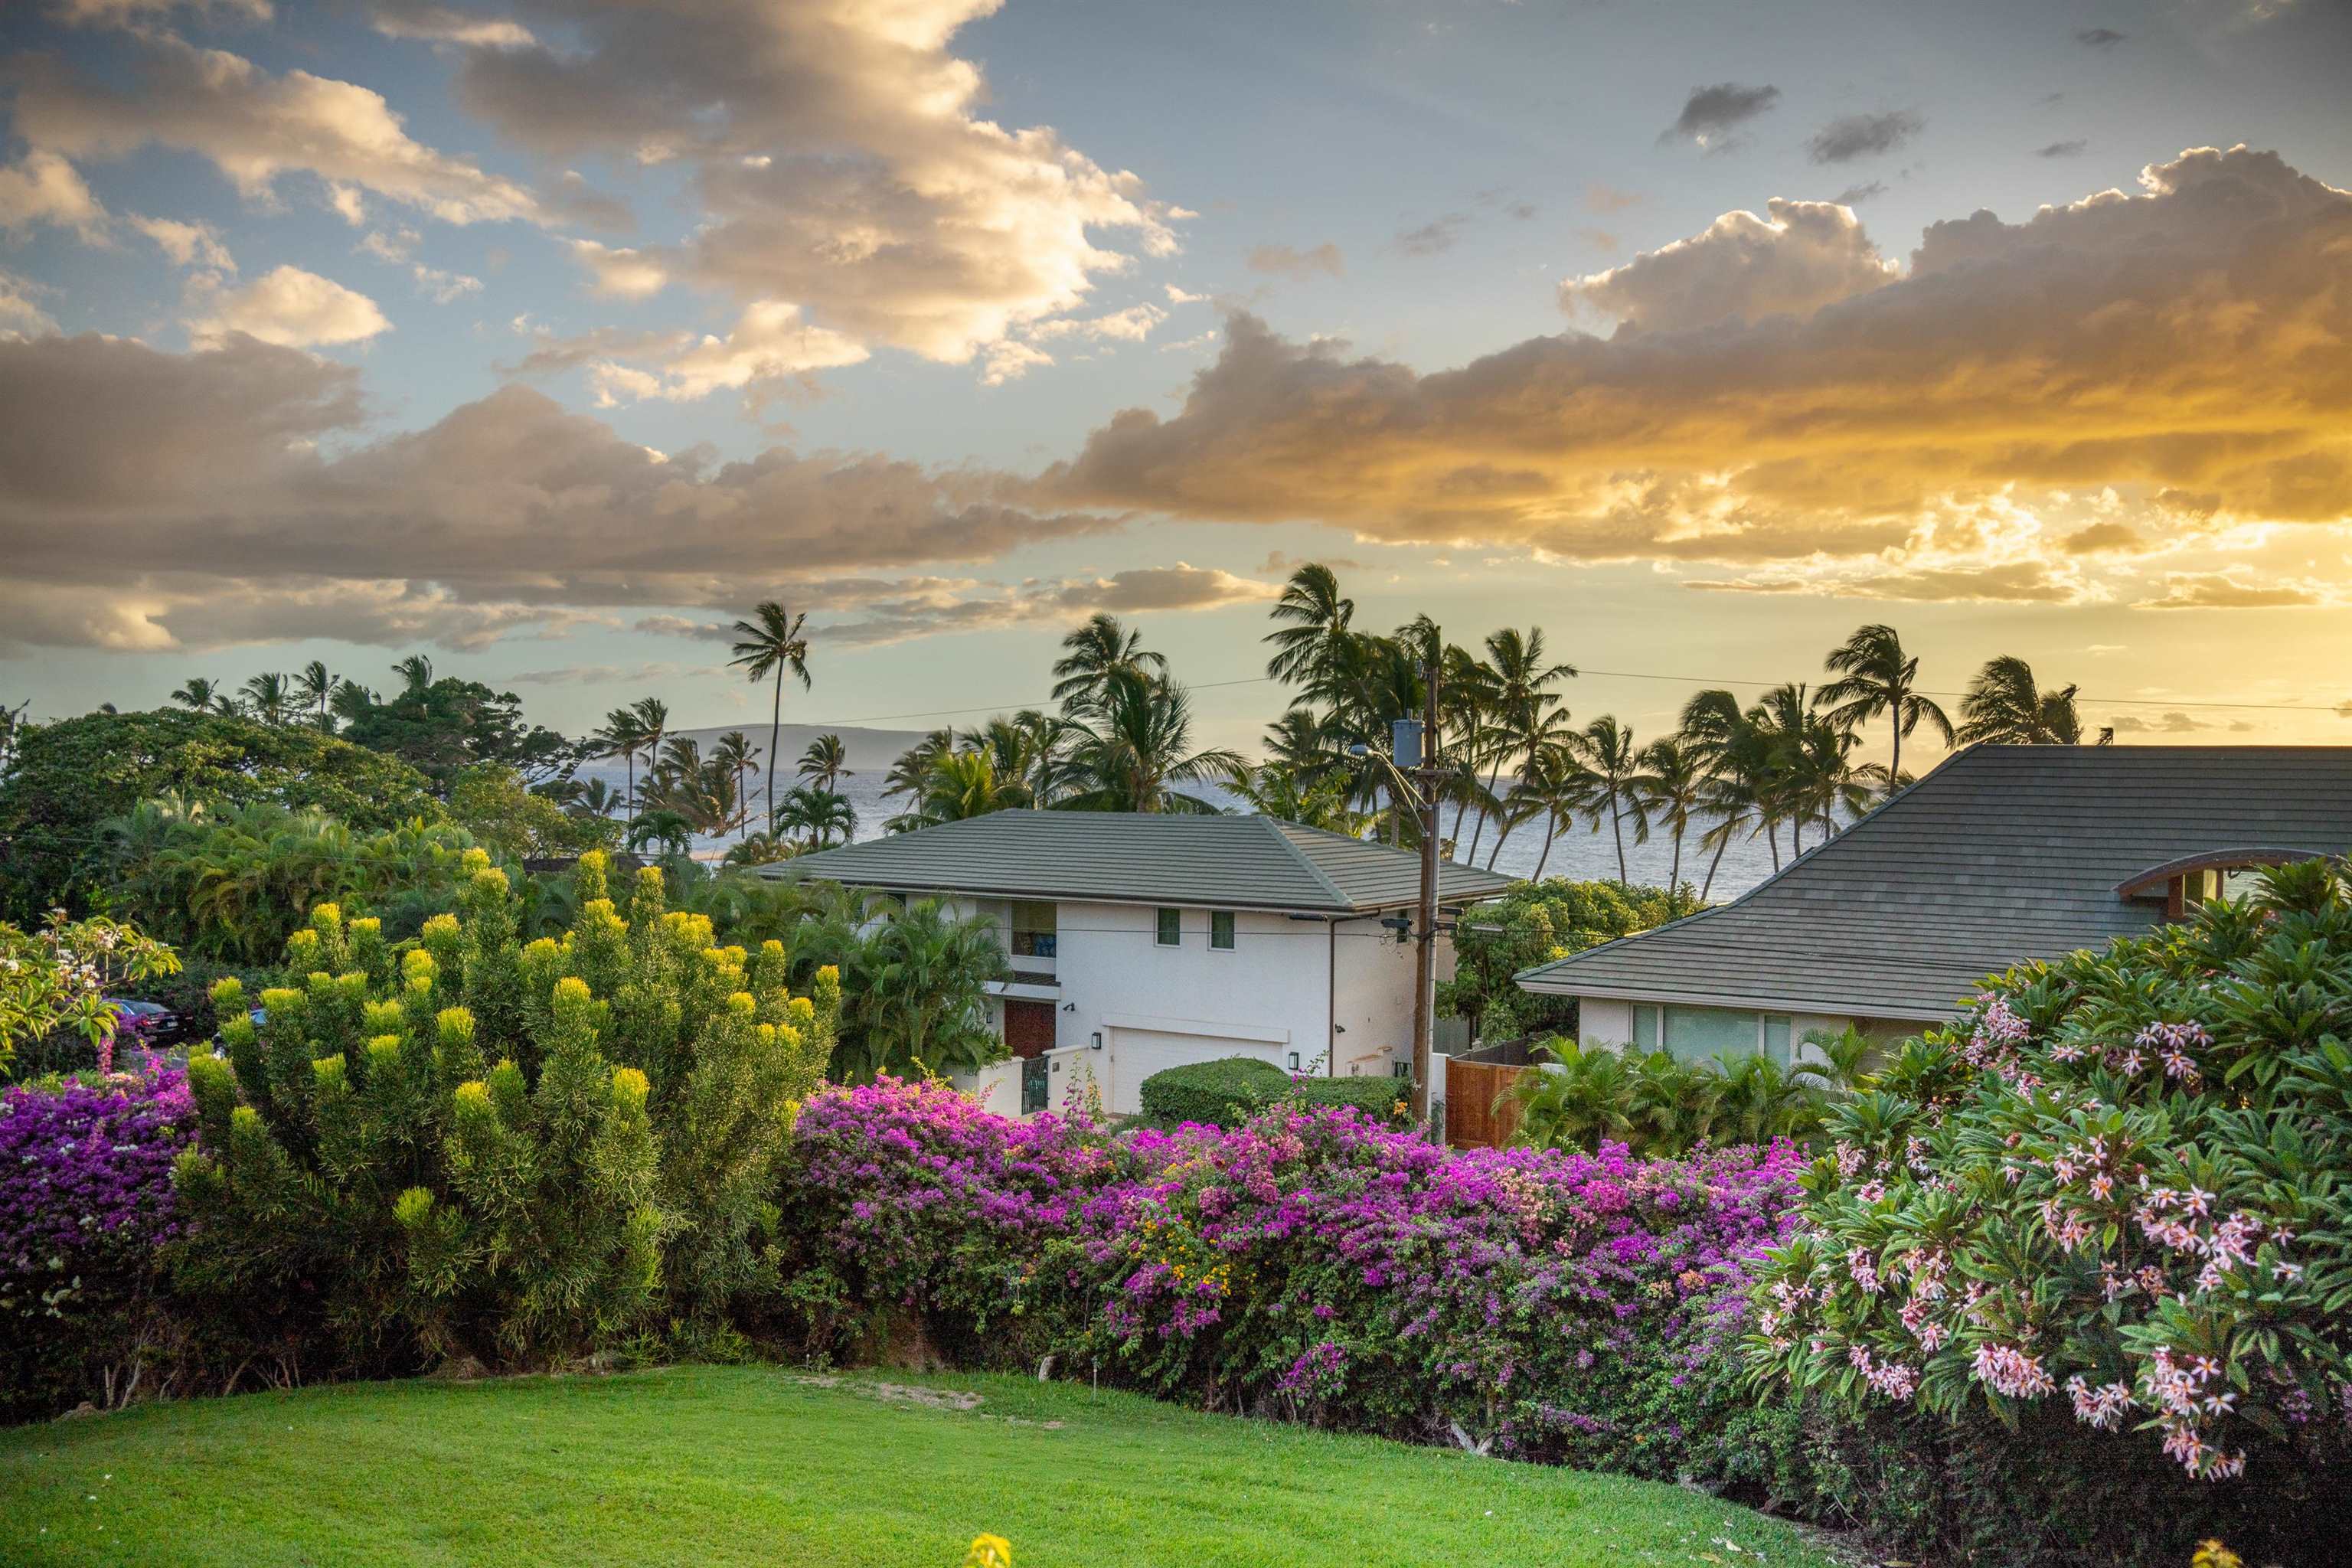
[1443,1037,1547,1150]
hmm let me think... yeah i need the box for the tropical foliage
[1750,858,2352,1489]
[1437,879,1704,1040]
[0,911,181,1080]
[1508,1034,1871,1158]
[175,851,840,1370]
[0,707,442,921]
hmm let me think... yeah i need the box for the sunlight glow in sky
[2,0,2349,758]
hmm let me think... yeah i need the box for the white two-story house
[766,811,1516,1117]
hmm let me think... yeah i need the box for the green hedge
[1137,1056,1408,1129]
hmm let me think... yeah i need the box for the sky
[2,0,2349,760]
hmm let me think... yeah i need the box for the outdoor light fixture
[1287,1051,1301,1071]
[1061,1001,1076,1011]
[1089,1031,1103,1050]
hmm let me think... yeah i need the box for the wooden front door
[1004,999,1057,1060]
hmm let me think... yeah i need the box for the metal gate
[1021,1054,1050,1115]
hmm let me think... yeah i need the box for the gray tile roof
[1516,745,2352,1021]
[760,810,1521,915]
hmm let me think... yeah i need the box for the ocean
[574,724,1809,903]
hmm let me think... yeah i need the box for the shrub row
[1135,1054,1407,1129]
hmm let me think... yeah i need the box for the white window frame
[1154,906,1182,947]
[1208,910,1236,952]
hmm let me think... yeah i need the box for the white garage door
[1109,1028,1285,1116]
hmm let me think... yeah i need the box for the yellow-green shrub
[173,850,838,1370]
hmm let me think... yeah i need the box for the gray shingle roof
[760,810,1519,915]
[1516,745,2352,1021]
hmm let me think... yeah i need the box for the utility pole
[1408,641,1441,1132]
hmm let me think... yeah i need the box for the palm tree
[714,730,762,838]
[1679,688,1769,892]
[1471,626,1578,869]
[626,808,694,857]
[576,777,625,819]
[884,729,953,804]
[291,661,336,730]
[329,679,376,729]
[1631,737,1707,890]
[596,706,652,815]
[1263,563,1356,688]
[886,750,1033,831]
[240,671,293,726]
[1224,760,1370,835]
[1818,625,1953,795]
[1958,655,2083,745]
[1062,668,1243,814]
[170,678,221,713]
[1050,613,1167,717]
[773,784,857,847]
[1508,743,1594,880]
[730,602,812,833]
[1568,715,1648,882]
[797,732,851,795]
[393,655,433,694]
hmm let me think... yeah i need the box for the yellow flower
[962,1534,1012,1568]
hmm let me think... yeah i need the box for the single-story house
[1515,744,2352,1067]
[766,810,1516,1117]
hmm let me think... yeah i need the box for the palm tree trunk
[1890,713,1902,798]
[767,672,782,834]
[1609,792,1628,881]
[1532,814,1558,880]
[1700,829,1730,900]
[1766,819,1781,872]
[1669,826,1683,888]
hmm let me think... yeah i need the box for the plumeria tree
[1,912,180,1080]
[1748,857,2352,1485]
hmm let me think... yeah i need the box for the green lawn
[0,1366,1841,1568]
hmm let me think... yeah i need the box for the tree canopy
[0,707,443,921]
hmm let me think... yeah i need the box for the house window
[1645,1006,1798,1067]
[1210,910,1236,951]
[1010,900,1057,959]
[1155,907,1181,946]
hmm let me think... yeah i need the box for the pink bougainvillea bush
[784,1073,1805,1478]
[1746,858,2352,1549]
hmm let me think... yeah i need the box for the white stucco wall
[928,893,1439,1116]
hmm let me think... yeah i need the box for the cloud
[0,152,109,241]
[371,2,537,48]
[438,0,1181,364]
[2060,521,2146,554]
[1807,110,1926,165]
[506,662,696,687]
[185,265,390,346]
[1247,243,1346,280]
[2108,710,2216,734]
[2037,139,2089,159]
[1398,213,1472,256]
[1832,181,1886,205]
[580,300,870,407]
[1560,198,1896,331]
[570,239,668,300]
[11,32,544,225]
[1660,83,1780,151]
[53,0,272,23]
[0,270,60,338]
[820,564,1277,646]
[2132,570,2333,609]
[979,338,1055,387]
[1686,560,2092,605]
[129,214,236,270]
[1025,302,1167,345]
[2076,28,2128,47]
[0,332,1116,651]
[1040,146,2352,601]
[1585,182,1644,214]
[411,264,482,304]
